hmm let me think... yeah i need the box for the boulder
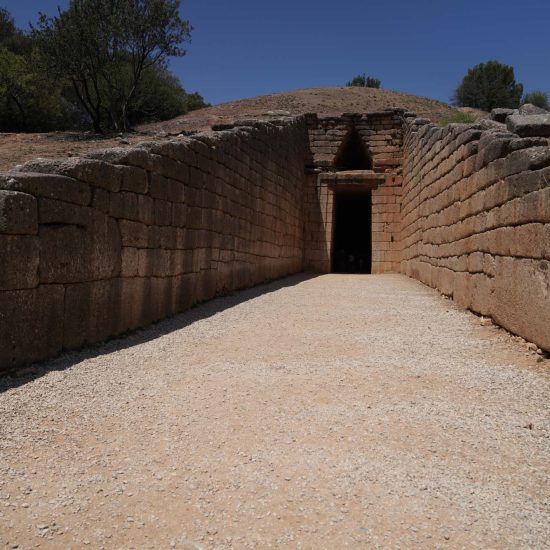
[519,103,548,116]
[490,108,515,123]
[507,114,550,137]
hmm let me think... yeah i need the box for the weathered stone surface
[120,165,148,194]
[402,114,550,351]
[490,108,515,123]
[504,147,550,175]
[39,210,121,283]
[38,198,92,225]
[121,247,139,277]
[118,219,148,248]
[19,158,122,192]
[0,235,39,290]
[63,279,122,349]
[518,103,548,116]
[0,190,37,235]
[492,257,550,351]
[0,173,91,205]
[507,114,550,137]
[149,173,185,202]
[479,119,506,131]
[86,146,155,170]
[0,285,64,370]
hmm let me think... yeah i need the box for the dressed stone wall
[401,117,550,352]
[0,119,308,371]
[2,107,550,372]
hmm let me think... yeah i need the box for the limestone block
[0,191,37,235]
[121,247,139,277]
[118,277,150,332]
[109,191,138,220]
[1,173,91,206]
[120,165,148,194]
[39,209,121,284]
[0,285,64,371]
[508,223,545,258]
[172,203,188,227]
[38,198,92,225]
[63,279,123,349]
[0,235,39,290]
[519,103,548,116]
[470,273,493,316]
[137,194,155,225]
[491,108,515,123]
[504,147,550,176]
[153,248,175,277]
[492,257,550,351]
[157,226,177,249]
[59,159,122,192]
[507,114,550,137]
[17,157,122,192]
[154,199,173,225]
[151,155,190,184]
[118,219,148,248]
[92,188,111,214]
[88,146,154,170]
[137,249,157,277]
[150,173,185,203]
[149,276,174,321]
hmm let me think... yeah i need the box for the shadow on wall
[334,128,372,170]
[0,273,319,392]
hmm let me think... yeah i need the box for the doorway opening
[332,193,372,274]
[334,128,372,170]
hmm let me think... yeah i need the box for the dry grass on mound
[141,86,459,134]
[0,87,459,171]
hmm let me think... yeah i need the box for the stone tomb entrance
[304,112,404,274]
[321,170,385,274]
[332,192,372,273]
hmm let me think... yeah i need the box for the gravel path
[0,274,549,549]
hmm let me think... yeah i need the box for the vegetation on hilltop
[522,91,549,110]
[454,60,523,111]
[346,74,381,88]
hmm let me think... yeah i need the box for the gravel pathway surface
[0,274,549,549]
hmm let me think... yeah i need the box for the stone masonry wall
[401,118,550,352]
[0,119,308,371]
[304,111,404,273]
[3,107,549,370]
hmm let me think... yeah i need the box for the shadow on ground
[0,273,319,393]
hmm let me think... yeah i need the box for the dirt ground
[0,274,548,549]
[0,86,462,173]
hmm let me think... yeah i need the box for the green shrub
[523,91,549,110]
[438,112,478,126]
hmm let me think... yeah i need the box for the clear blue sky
[3,0,550,106]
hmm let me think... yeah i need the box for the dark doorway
[332,193,372,273]
[334,129,372,170]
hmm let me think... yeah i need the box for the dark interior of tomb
[335,129,372,170]
[332,193,372,274]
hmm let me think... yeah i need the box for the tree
[0,8,76,132]
[32,0,192,132]
[454,60,523,111]
[0,7,15,43]
[346,73,381,88]
[126,64,208,125]
[523,91,549,111]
